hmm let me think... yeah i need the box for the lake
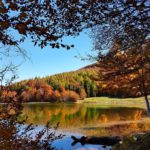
[21,102,150,150]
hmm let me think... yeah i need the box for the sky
[14,31,96,81]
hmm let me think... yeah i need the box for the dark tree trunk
[141,74,150,114]
[144,92,150,114]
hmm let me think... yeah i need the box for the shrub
[50,90,61,102]
[62,91,79,102]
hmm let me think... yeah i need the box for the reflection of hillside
[21,103,150,136]
[82,121,150,137]
[22,103,81,125]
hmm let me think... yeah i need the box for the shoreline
[1,96,149,109]
[22,96,149,110]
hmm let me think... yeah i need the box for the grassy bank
[82,96,150,109]
[1,96,149,110]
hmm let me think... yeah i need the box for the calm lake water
[21,102,150,150]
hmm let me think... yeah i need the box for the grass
[23,96,150,109]
[81,96,150,109]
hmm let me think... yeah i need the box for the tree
[59,87,79,102]
[0,1,76,50]
[0,0,149,148]
[64,91,80,102]
[90,81,97,97]
[96,41,150,112]
[0,71,63,149]
[84,79,91,97]
[79,88,87,100]
[51,90,61,102]
[0,90,17,102]
[89,0,149,111]
[0,1,149,52]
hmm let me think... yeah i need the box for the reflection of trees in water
[83,122,150,137]
[22,104,147,125]
[21,104,150,136]
[84,108,145,125]
[22,103,81,125]
[133,110,143,120]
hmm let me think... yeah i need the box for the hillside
[0,63,144,103]
[43,64,99,97]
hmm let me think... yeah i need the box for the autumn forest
[1,60,148,104]
[0,1,150,150]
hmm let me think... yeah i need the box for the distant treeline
[0,66,145,103]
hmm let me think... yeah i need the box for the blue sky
[15,31,96,81]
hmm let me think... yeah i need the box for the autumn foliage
[80,88,87,100]
[1,62,150,103]
[0,82,63,150]
[0,79,81,103]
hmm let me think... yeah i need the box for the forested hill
[0,63,143,103]
[43,63,99,97]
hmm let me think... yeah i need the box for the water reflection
[22,103,150,136]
